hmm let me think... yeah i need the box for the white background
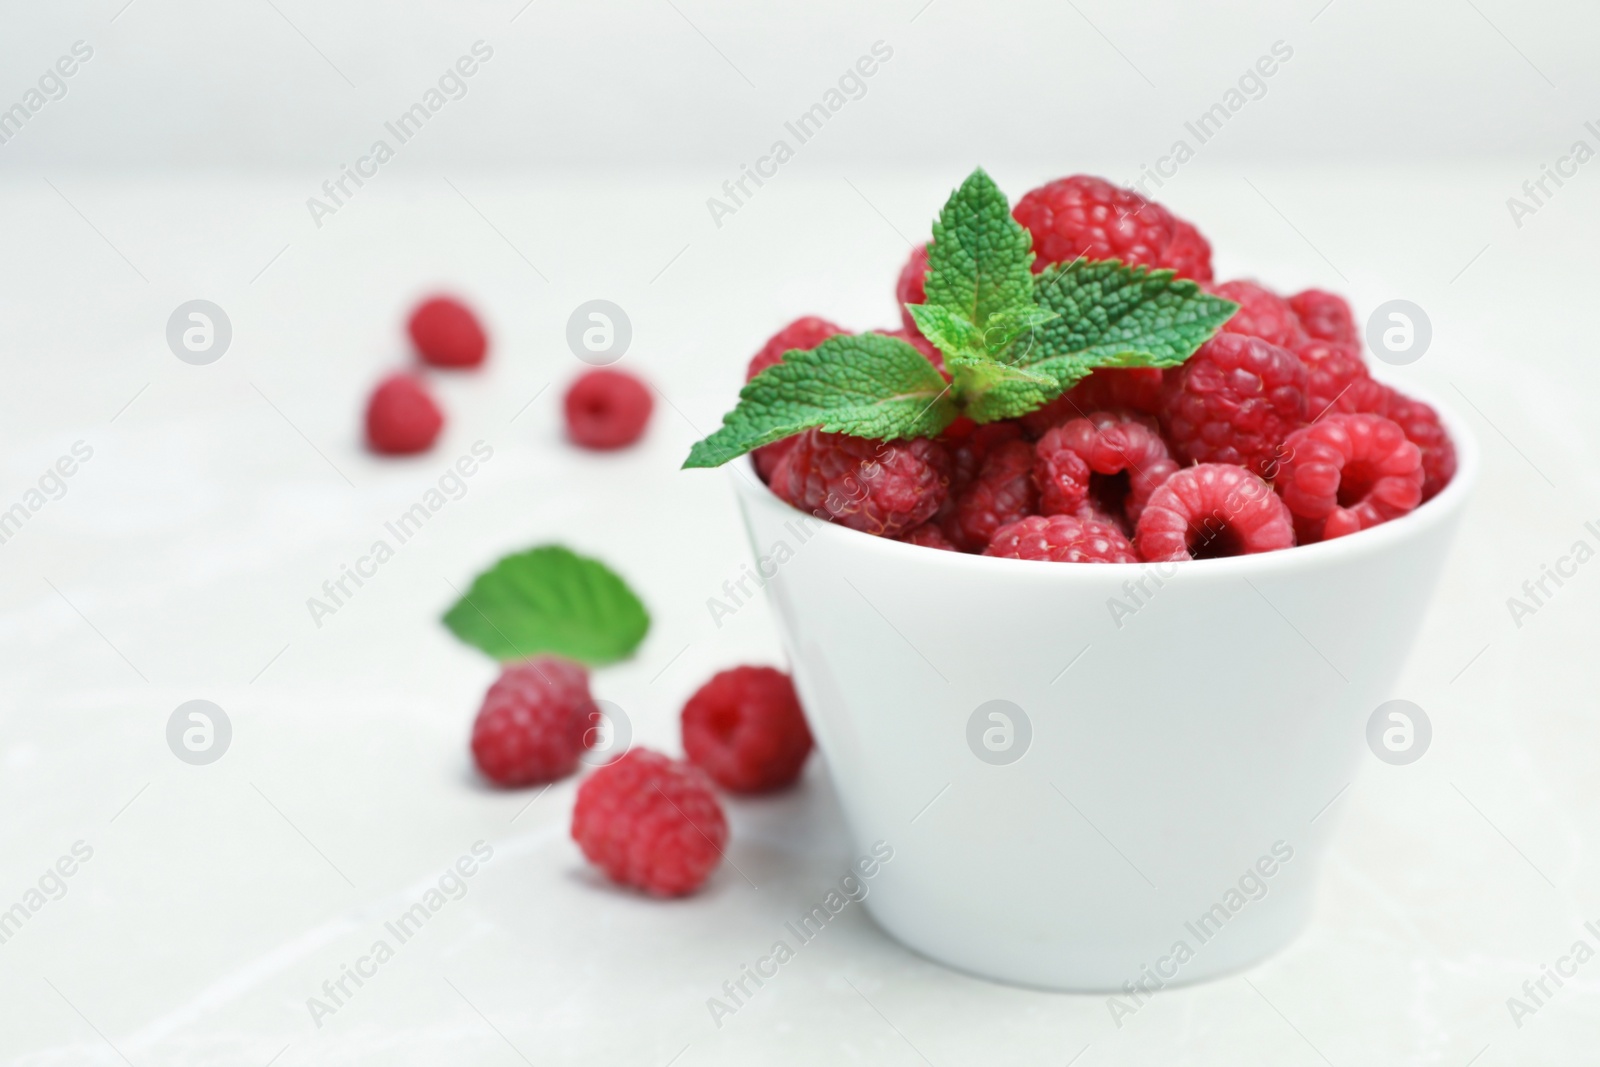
[2,2,1599,1065]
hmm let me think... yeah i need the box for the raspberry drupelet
[1209,280,1309,350]
[1276,414,1424,542]
[571,749,728,897]
[1134,463,1295,562]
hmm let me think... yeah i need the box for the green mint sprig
[682,167,1237,469]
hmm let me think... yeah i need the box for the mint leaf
[1021,260,1238,391]
[920,168,1036,332]
[683,333,956,468]
[443,545,649,665]
[980,304,1058,360]
[907,303,984,359]
[947,356,1056,423]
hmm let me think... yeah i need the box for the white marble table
[0,168,1595,1064]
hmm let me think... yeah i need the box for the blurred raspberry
[897,522,959,551]
[985,514,1138,563]
[681,666,812,793]
[365,373,443,455]
[895,243,930,335]
[774,430,950,538]
[1289,289,1358,346]
[1134,463,1295,561]
[1371,386,1457,502]
[571,749,727,897]
[1276,413,1423,542]
[1210,280,1309,349]
[409,295,488,369]
[1159,332,1308,478]
[1020,368,1165,435]
[942,436,1037,551]
[471,657,597,787]
[1012,175,1213,281]
[564,368,653,450]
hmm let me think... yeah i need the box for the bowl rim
[730,379,1478,579]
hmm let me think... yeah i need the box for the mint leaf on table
[442,545,649,665]
[682,333,956,469]
[1019,259,1238,393]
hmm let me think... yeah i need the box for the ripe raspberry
[1021,368,1164,435]
[1135,463,1295,561]
[365,373,443,455]
[774,430,949,538]
[1034,412,1178,528]
[1012,175,1213,281]
[470,657,597,787]
[681,667,812,793]
[1276,414,1423,542]
[746,316,845,381]
[408,295,488,369]
[564,369,653,450]
[1296,339,1384,417]
[1210,280,1308,349]
[895,244,930,335]
[1288,289,1357,346]
[985,514,1137,563]
[1371,387,1457,502]
[571,749,727,897]
[747,317,846,483]
[1159,332,1308,477]
[898,521,958,551]
[943,436,1037,552]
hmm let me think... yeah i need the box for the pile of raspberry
[470,656,812,897]
[757,175,1456,563]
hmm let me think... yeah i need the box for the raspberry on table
[365,373,444,455]
[681,666,813,793]
[897,522,959,551]
[774,430,950,538]
[1034,411,1178,529]
[564,368,653,450]
[408,295,488,369]
[895,243,930,335]
[571,749,728,897]
[747,317,847,483]
[1370,386,1457,502]
[1021,368,1165,435]
[1011,175,1213,281]
[1275,413,1424,542]
[1134,463,1295,561]
[1159,332,1308,478]
[942,436,1037,552]
[1288,289,1358,345]
[984,513,1138,563]
[471,657,598,787]
[1210,280,1308,350]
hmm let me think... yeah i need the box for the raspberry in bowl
[687,169,1475,990]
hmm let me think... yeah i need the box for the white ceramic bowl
[733,399,1476,991]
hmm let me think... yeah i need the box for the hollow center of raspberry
[705,705,742,743]
[583,399,613,422]
[1187,516,1244,560]
[1337,462,1378,507]
[1088,471,1132,521]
